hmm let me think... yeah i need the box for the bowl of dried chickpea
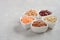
[24,9,41,19]
[42,15,57,29]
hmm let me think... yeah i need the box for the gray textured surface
[0,0,60,40]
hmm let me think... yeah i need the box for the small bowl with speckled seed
[42,15,57,29]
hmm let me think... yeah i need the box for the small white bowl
[39,10,52,18]
[42,16,57,29]
[24,10,41,19]
[31,20,48,33]
[20,16,35,30]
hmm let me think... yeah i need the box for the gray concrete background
[0,0,60,40]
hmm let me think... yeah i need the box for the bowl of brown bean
[31,19,48,33]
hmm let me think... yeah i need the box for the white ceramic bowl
[31,20,48,33]
[24,10,41,19]
[42,16,57,29]
[20,16,35,30]
[39,10,52,18]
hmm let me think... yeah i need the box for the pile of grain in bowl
[44,16,57,23]
[25,9,38,16]
[32,20,47,27]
